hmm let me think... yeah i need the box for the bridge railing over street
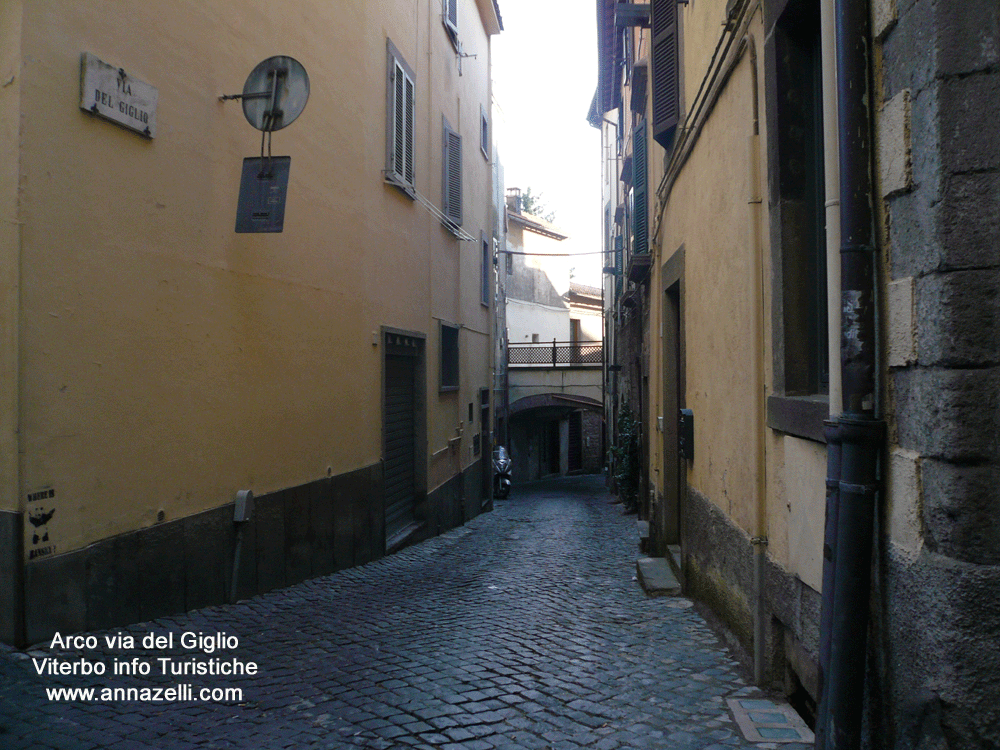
[507,341,603,368]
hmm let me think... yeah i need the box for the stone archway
[508,395,604,481]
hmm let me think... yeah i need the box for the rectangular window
[440,323,459,390]
[766,0,829,442]
[633,118,648,254]
[480,104,489,159]
[481,233,491,306]
[442,116,463,226]
[386,40,415,190]
[442,0,458,44]
[651,0,680,151]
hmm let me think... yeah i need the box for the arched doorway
[508,394,604,482]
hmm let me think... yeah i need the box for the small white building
[502,190,604,482]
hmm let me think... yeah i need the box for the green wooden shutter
[403,74,414,184]
[392,62,404,178]
[444,0,458,38]
[390,57,414,186]
[442,119,462,225]
[633,118,648,254]
[651,0,679,150]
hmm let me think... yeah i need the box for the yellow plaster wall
[657,52,759,536]
[0,0,22,514]
[780,436,826,591]
[425,0,494,490]
[15,0,495,554]
[680,0,732,118]
[649,6,828,588]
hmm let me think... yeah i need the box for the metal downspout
[744,31,768,688]
[817,0,884,747]
[815,0,842,744]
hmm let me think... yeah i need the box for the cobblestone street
[0,476,810,749]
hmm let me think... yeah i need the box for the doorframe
[381,326,428,551]
[660,247,686,548]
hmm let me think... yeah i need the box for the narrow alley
[0,477,809,750]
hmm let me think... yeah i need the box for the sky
[491,0,603,287]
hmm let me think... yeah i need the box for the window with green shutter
[480,104,489,159]
[651,0,679,151]
[442,117,463,226]
[633,118,648,254]
[443,0,458,45]
[386,40,415,190]
[481,232,491,306]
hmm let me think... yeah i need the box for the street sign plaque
[79,53,158,138]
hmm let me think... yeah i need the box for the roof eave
[477,0,503,35]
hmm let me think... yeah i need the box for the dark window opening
[480,105,489,158]
[440,323,459,390]
[774,0,827,396]
[482,235,490,306]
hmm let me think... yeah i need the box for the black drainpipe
[815,419,841,750]
[816,0,885,748]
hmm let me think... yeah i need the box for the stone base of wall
[0,509,22,644]
[9,462,487,647]
[423,459,487,541]
[683,487,821,711]
[873,544,1000,749]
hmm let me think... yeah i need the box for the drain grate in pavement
[727,697,815,743]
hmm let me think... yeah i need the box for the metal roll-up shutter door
[384,350,417,539]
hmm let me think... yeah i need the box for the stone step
[636,556,682,596]
[667,544,682,581]
[637,520,650,554]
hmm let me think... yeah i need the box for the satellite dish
[241,56,310,132]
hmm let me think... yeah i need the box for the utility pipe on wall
[821,0,842,416]
[815,0,842,746]
[816,0,885,747]
[744,30,769,688]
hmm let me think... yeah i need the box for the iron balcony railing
[507,340,603,367]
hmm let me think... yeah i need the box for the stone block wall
[876,0,1000,745]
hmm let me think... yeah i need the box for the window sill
[766,394,829,443]
[439,385,459,393]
